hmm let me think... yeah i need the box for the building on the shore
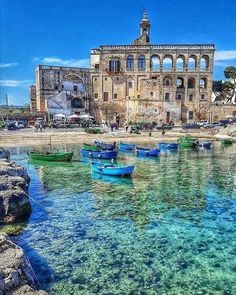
[90,12,215,124]
[32,65,91,118]
[31,12,230,124]
[29,85,37,113]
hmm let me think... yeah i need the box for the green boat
[28,151,74,162]
[83,143,101,151]
[221,139,233,145]
[178,137,198,148]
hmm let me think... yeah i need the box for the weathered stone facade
[91,12,215,124]
[210,103,236,121]
[35,65,91,117]
[29,85,37,113]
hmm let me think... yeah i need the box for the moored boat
[158,142,178,150]
[221,138,233,145]
[178,137,198,148]
[83,143,101,151]
[80,149,118,159]
[198,141,212,149]
[91,161,135,176]
[136,147,160,157]
[119,142,135,150]
[28,151,74,162]
[95,140,116,150]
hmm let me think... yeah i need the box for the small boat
[158,142,178,150]
[136,147,160,157]
[80,149,118,159]
[198,141,212,149]
[221,139,233,145]
[83,143,101,151]
[91,161,135,176]
[119,142,135,150]
[178,137,198,148]
[28,151,74,162]
[95,140,116,150]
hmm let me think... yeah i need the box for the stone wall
[210,104,236,121]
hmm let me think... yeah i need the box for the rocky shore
[0,149,48,294]
[0,233,48,295]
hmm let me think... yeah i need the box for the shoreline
[0,128,222,148]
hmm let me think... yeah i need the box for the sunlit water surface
[5,144,236,294]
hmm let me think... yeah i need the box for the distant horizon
[0,0,236,105]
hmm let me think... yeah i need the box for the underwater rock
[0,148,10,161]
[0,233,48,294]
[0,159,32,225]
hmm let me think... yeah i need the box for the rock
[0,159,32,225]
[0,148,10,160]
[0,233,48,294]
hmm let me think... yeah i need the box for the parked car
[15,121,25,128]
[5,122,18,130]
[198,120,209,127]
[35,118,46,128]
[218,119,230,127]
[204,122,222,129]
[52,121,72,128]
[183,123,200,129]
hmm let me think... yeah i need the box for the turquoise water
[8,144,236,294]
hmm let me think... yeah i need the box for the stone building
[90,12,215,124]
[34,65,91,117]
[29,85,37,113]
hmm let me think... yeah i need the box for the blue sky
[0,0,236,105]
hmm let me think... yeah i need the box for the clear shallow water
[6,144,236,294]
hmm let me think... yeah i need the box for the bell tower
[140,11,151,42]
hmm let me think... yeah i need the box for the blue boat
[81,149,118,159]
[158,142,178,150]
[91,161,135,176]
[198,141,212,149]
[136,147,160,157]
[94,140,116,150]
[119,142,135,150]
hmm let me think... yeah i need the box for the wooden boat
[80,149,118,159]
[119,142,135,150]
[158,142,178,150]
[28,151,74,162]
[95,140,116,150]
[198,141,212,149]
[178,137,198,148]
[136,147,160,157]
[91,161,135,176]
[221,139,233,145]
[83,143,101,151]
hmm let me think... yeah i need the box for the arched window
[200,55,209,69]
[109,59,120,72]
[177,77,184,88]
[188,56,197,69]
[176,56,185,69]
[150,55,160,71]
[138,55,146,70]
[188,78,196,89]
[163,76,172,86]
[127,55,134,70]
[71,97,84,108]
[163,56,173,70]
[200,77,207,89]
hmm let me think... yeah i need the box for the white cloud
[0,62,18,68]
[215,50,236,61]
[0,79,33,87]
[34,56,90,68]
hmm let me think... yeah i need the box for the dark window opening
[94,93,98,99]
[128,81,133,88]
[176,94,182,100]
[104,78,107,81]
[73,85,78,91]
[150,92,153,96]
[114,93,117,99]
[95,64,99,69]
[103,92,109,102]
[55,85,58,90]
[189,111,193,120]
[165,93,170,101]
[201,94,205,100]
[137,95,140,99]
[138,56,146,70]
[109,59,120,72]
[189,94,193,101]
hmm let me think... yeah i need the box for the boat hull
[158,143,178,150]
[178,137,197,148]
[198,142,212,149]
[136,148,160,157]
[81,149,118,159]
[119,143,135,150]
[28,152,74,162]
[221,139,233,145]
[91,162,134,176]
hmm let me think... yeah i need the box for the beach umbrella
[78,114,94,119]
[54,114,66,118]
[68,114,79,119]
